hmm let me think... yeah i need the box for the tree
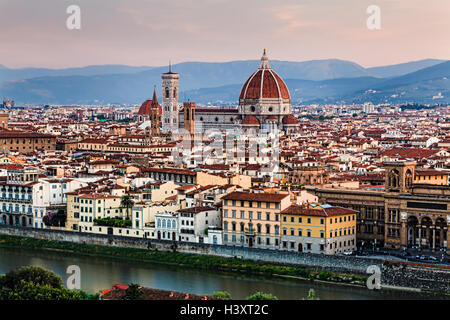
[246,292,278,300]
[302,289,320,300]
[43,209,67,227]
[212,291,231,299]
[122,283,143,300]
[120,194,135,220]
[0,266,97,300]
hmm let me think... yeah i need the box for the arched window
[157,219,161,227]
[224,221,228,231]
[389,169,400,188]
[162,219,166,228]
[165,88,169,98]
[405,169,413,188]
[172,220,176,229]
[167,220,171,229]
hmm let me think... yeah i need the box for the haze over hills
[0,58,448,105]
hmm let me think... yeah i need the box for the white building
[178,206,221,243]
[32,178,88,229]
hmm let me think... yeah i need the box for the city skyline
[0,0,449,69]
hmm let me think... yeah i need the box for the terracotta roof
[281,204,357,217]
[178,206,215,213]
[282,114,300,125]
[239,53,290,101]
[222,191,289,202]
[241,115,260,126]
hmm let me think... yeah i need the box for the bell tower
[183,102,195,137]
[384,161,416,193]
[150,87,161,136]
[161,62,179,133]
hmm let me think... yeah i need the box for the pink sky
[0,0,449,68]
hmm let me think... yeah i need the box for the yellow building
[414,170,449,186]
[222,191,291,249]
[280,204,357,255]
[66,193,123,232]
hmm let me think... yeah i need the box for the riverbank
[0,234,368,288]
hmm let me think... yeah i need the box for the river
[0,247,445,300]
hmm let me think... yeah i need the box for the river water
[0,247,445,300]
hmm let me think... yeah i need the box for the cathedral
[138,49,299,135]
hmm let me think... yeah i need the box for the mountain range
[0,58,448,105]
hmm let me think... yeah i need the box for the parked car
[343,251,353,256]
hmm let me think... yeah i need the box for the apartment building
[280,204,357,254]
[178,206,220,243]
[222,191,291,249]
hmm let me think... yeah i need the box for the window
[320,218,324,225]
[307,218,311,224]
[307,229,311,237]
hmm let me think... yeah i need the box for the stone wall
[0,225,379,273]
[1,225,449,293]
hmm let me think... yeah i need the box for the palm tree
[120,194,135,220]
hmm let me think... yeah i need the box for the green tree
[246,292,278,300]
[302,289,320,300]
[0,266,96,300]
[212,291,231,299]
[122,283,143,300]
[120,194,135,220]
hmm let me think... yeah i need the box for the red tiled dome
[138,100,153,115]
[138,88,162,116]
[282,114,299,125]
[239,50,290,101]
[241,115,260,126]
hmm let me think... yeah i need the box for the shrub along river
[0,247,445,300]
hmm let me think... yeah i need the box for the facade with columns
[310,161,450,251]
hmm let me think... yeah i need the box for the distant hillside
[345,61,450,104]
[185,62,450,105]
[366,59,445,78]
[0,59,448,105]
[0,65,154,83]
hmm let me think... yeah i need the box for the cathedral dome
[239,49,290,101]
[138,88,162,116]
[241,115,260,126]
[282,114,299,125]
[138,100,153,115]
